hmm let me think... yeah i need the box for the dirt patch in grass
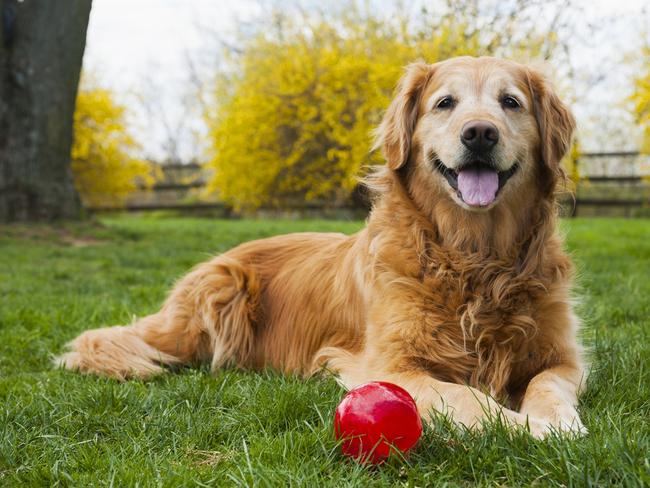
[0,221,108,247]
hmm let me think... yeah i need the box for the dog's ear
[526,69,576,188]
[374,62,432,170]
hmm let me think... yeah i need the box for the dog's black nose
[460,120,499,152]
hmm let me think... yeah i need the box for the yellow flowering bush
[72,81,153,207]
[631,48,650,154]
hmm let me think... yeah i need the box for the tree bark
[0,0,92,221]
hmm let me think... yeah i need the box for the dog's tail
[55,256,260,380]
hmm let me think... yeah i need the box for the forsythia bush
[630,49,650,154]
[72,81,153,207]
[204,8,553,209]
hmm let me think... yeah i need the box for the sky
[83,0,650,161]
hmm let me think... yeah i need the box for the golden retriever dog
[58,56,586,438]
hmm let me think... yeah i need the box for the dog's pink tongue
[457,167,499,207]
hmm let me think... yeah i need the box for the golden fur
[58,57,586,438]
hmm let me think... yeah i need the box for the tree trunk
[0,0,92,221]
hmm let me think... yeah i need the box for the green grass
[1,215,649,487]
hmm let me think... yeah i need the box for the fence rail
[91,151,650,216]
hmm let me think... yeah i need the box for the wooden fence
[90,152,650,217]
[568,151,650,217]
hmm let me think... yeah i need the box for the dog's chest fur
[422,257,548,398]
[372,235,555,404]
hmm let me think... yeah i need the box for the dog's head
[375,57,575,212]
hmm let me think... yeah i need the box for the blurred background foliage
[71,78,155,207]
[630,47,650,155]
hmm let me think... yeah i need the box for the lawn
[1,215,649,486]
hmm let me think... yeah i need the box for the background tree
[71,78,154,207]
[0,0,92,221]
[204,1,573,210]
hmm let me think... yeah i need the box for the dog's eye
[436,96,455,110]
[501,95,521,110]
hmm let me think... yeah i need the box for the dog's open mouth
[434,159,519,207]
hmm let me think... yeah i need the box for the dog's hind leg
[56,256,260,380]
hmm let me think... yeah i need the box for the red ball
[334,381,423,464]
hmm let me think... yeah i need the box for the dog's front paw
[520,401,587,439]
[528,407,587,439]
[526,417,553,439]
[550,403,588,437]
[554,412,588,437]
